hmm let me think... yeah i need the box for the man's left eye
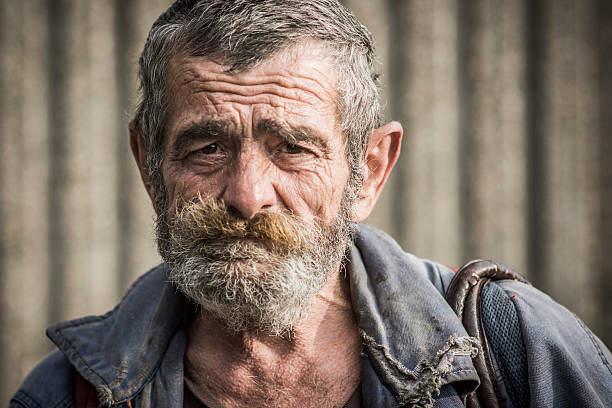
[282,143,309,155]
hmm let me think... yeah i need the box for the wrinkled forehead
[161,42,346,151]
[165,41,342,130]
[168,40,339,94]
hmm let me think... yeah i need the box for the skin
[130,42,402,407]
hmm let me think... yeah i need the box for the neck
[185,268,362,408]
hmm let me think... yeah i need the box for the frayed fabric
[361,332,480,408]
[96,385,114,407]
[96,361,128,407]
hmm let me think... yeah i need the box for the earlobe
[129,121,156,203]
[352,121,402,223]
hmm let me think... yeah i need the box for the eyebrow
[256,119,331,156]
[169,118,332,158]
[170,120,235,157]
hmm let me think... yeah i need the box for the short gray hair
[133,0,382,205]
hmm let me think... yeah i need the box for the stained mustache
[172,196,311,252]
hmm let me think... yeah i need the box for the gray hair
[133,0,382,206]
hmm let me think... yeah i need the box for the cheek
[274,161,349,222]
[163,165,226,214]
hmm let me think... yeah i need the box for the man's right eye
[197,143,219,154]
[184,143,224,165]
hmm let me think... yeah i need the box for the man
[11,1,612,407]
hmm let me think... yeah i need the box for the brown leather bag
[445,260,531,408]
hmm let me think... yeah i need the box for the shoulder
[10,350,75,408]
[353,223,456,294]
[494,280,612,406]
[12,264,174,408]
[497,279,612,368]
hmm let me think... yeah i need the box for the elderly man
[11,1,612,407]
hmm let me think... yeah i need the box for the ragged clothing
[10,225,612,407]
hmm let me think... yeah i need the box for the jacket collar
[47,224,478,407]
[47,264,191,405]
[349,225,479,407]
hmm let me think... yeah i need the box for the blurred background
[1,0,611,401]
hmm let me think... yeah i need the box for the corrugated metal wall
[1,0,610,401]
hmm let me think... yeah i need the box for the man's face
[155,43,356,334]
[162,43,351,225]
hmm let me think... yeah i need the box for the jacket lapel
[351,225,479,407]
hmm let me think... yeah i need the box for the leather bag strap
[445,260,530,408]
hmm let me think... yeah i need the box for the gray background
[1,0,611,401]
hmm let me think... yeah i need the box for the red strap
[75,373,100,408]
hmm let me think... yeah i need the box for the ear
[352,121,402,223]
[129,120,156,204]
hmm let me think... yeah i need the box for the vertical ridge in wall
[542,0,600,330]
[53,0,93,320]
[19,0,52,389]
[87,0,121,313]
[47,0,70,326]
[460,0,528,273]
[399,0,461,264]
[457,1,476,261]
[115,0,137,293]
[0,0,26,401]
[386,0,411,245]
[597,0,612,346]
[0,0,52,400]
[526,0,547,288]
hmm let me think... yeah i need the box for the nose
[221,148,277,219]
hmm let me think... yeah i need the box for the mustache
[170,196,314,253]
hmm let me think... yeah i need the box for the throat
[184,306,362,408]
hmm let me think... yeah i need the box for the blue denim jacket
[11,225,612,407]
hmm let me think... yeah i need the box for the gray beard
[155,200,355,336]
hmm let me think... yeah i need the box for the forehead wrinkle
[179,75,332,109]
[172,51,336,106]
